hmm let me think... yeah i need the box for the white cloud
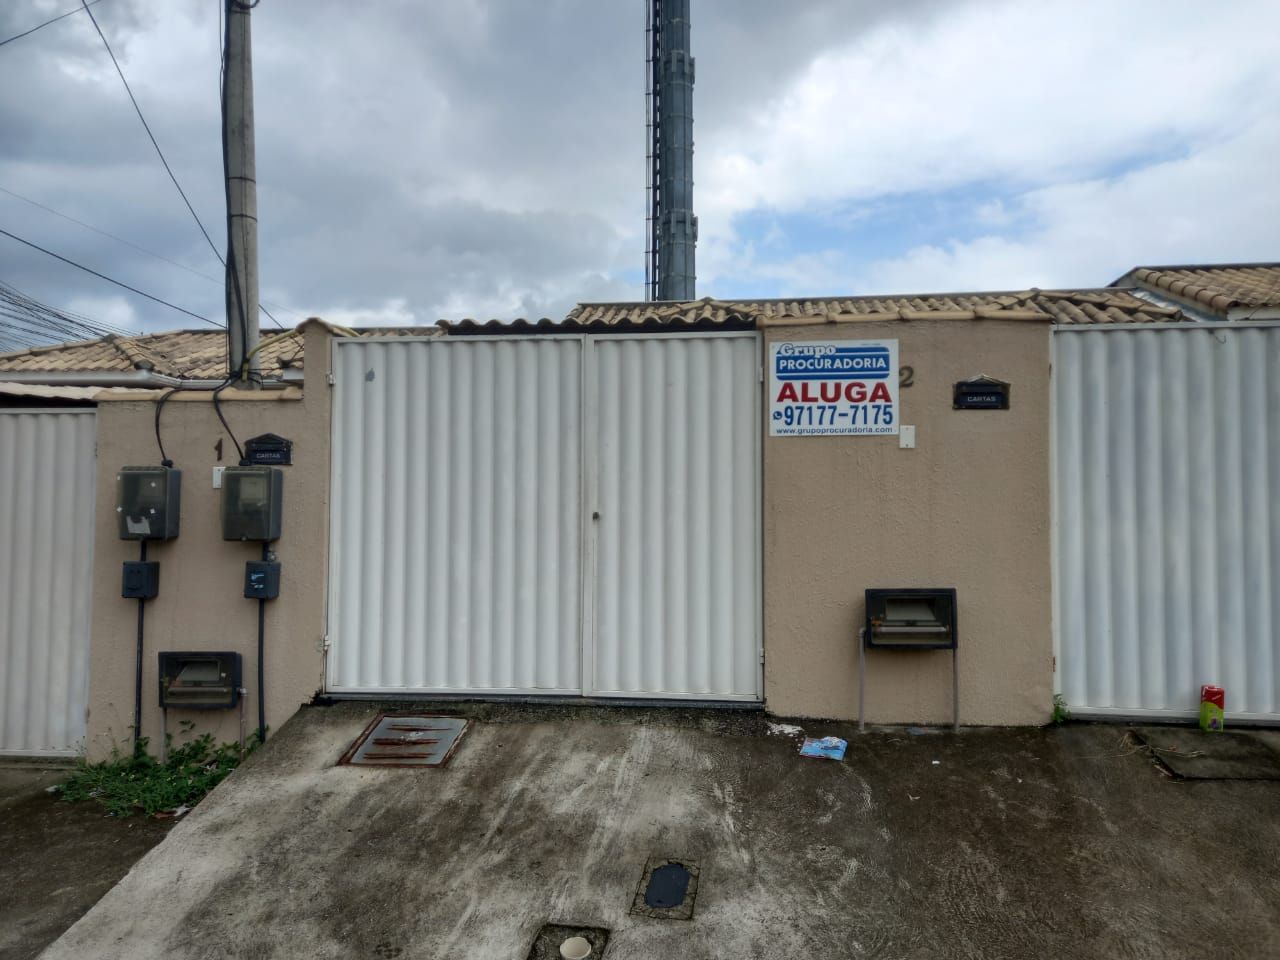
[1,0,1276,340]
[63,295,139,331]
[858,114,1280,294]
[697,0,1280,290]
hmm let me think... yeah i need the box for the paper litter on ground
[767,722,804,738]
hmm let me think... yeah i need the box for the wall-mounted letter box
[116,466,181,540]
[865,588,958,650]
[158,652,242,710]
[953,376,1010,410]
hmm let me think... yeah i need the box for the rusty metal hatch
[338,714,469,768]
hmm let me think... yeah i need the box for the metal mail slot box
[158,652,242,710]
[865,588,957,650]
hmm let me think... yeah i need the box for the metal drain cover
[338,714,468,768]
[631,857,700,920]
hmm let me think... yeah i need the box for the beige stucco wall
[763,319,1053,725]
[85,324,332,758]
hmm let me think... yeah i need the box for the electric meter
[221,465,283,541]
[116,466,181,540]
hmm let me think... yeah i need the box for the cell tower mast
[645,0,697,301]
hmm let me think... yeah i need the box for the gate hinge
[758,365,764,383]
[326,371,336,386]
[1052,655,1057,673]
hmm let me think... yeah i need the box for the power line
[0,227,219,327]
[79,1,225,270]
[0,280,135,352]
[0,184,303,322]
[0,0,104,48]
[0,185,223,286]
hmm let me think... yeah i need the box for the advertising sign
[769,339,899,436]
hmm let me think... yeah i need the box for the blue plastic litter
[799,736,847,761]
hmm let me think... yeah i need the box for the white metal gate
[327,333,762,701]
[0,409,97,755]
[586,335,761,698]
[1054,323,1280,721]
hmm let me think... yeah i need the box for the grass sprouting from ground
[56,733,254,818]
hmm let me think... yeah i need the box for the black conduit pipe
[133,539,147,752]
[257,541,268,745]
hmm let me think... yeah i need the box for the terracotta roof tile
[0,325,444,381]
[1124,263,1280,314]
[555,289,1182,330]
[0,329,308,380]
[0,287,1191,381]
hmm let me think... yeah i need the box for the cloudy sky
[1,0,1277,336]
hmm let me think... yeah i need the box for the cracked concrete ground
[39,703,1280,959]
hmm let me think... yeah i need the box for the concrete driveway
[40,703,1280,959]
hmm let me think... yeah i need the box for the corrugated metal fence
[587,335,761,698]
[327,333,762,700]
[0,409,97,755]
[1054,324,1280,720]
[329,337,584,693]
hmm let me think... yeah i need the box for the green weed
[56,731,255,818]
[1051,694,1071,725]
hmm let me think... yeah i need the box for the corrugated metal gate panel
[1054,326,1280,720]
[588,335,761,699]
[328,338,583,693]
[0,410,96,755]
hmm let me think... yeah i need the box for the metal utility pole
[223,0,259,385]
[645,0,697,302]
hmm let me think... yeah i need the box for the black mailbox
[953,376,1010,410]
[158,652,242,710]
[864,588,957,650]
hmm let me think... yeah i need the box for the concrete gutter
[0,372,295,389]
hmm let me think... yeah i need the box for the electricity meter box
[221,466,283,542]
[157,651,242,710]
[116,466,181,540]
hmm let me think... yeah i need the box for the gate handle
[592,511,600,520]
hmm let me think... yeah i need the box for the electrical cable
[0,0,104,47]
[79,1,225,272]
[0,280,135,351]
[212,376,245,461]
[133,539,147,753]
[0,227,219,326]
[0,186,299,325]
[153,387,179,466]
[257,540,268,744]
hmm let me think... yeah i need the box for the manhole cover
[525,924,609,960]
[338,714,468,768]
[631,857,700,921]
[1131,728,1280,780]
